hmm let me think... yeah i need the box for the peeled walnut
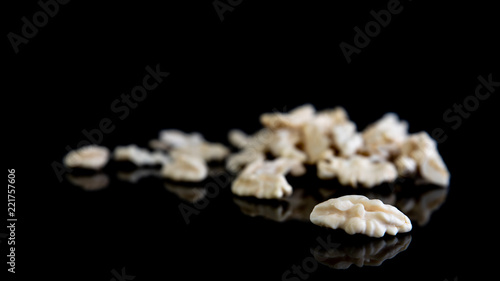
[160,152,208,182]
[226,149,265,173]
[226,128,276,173]
[153,130,229,162]
[231,158,300,199]
[228,129,251,149]
[361,113,408,160]
[260,104,316,130]
[173,142,229,162]
[394,156,417,177]
[300,106,353,164]
[363,190,397,206]
[313,107,349,132]
[158,129,204,149]
[114,144,169,166]
[310,195,412,237]
[63,145,110,170]
[300,108,350,164]
[232,174,292,199]
[317,151,397,188]
[228,128,274,152]
[288,161,307,177]
[148,139,170,151]
[331,122,363,157]
[227,127,305,173]
[268,129,306,162]
[302,120,331,164]
[398,132,450,187]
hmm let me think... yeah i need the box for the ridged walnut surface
[310,195,412,237]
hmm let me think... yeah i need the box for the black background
[3,0,498,280]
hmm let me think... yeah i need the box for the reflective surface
[58,162,456,280]
[311,234,412,269]
[7,0,496,279]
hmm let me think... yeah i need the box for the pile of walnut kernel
[63,104,449,237]
[227,104,449,198]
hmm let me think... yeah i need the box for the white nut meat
[268,129,307,162]
[317,151,398,188]
[152,129,230,162]
[226,149,265,173]
[231,158,299,199]
[160,152,208,182]
[331,122,363,157]
[228,129,251,149]
[173,142,230,162]
[310,195,412,237]
[394,156,417,177]
[302,120,331,164]
[313,107,349,132]
[228,128,274,152]
[260,104,316,129]
[232,173,292,199]
[399,132,450,187]
[63,145,110,170]
[300,106,351,163]
[361,113,408,159]
[114,144,169,166]
[227,128,296,172]
[158,129,204,148]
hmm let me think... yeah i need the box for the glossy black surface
[26,160,462,281]
[5,1,497,280]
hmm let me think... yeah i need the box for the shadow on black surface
[66,173,110,191]
[311,233,412,269]
[231,178,448,227]
[61,160,450,280]
[64,163,448,229]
